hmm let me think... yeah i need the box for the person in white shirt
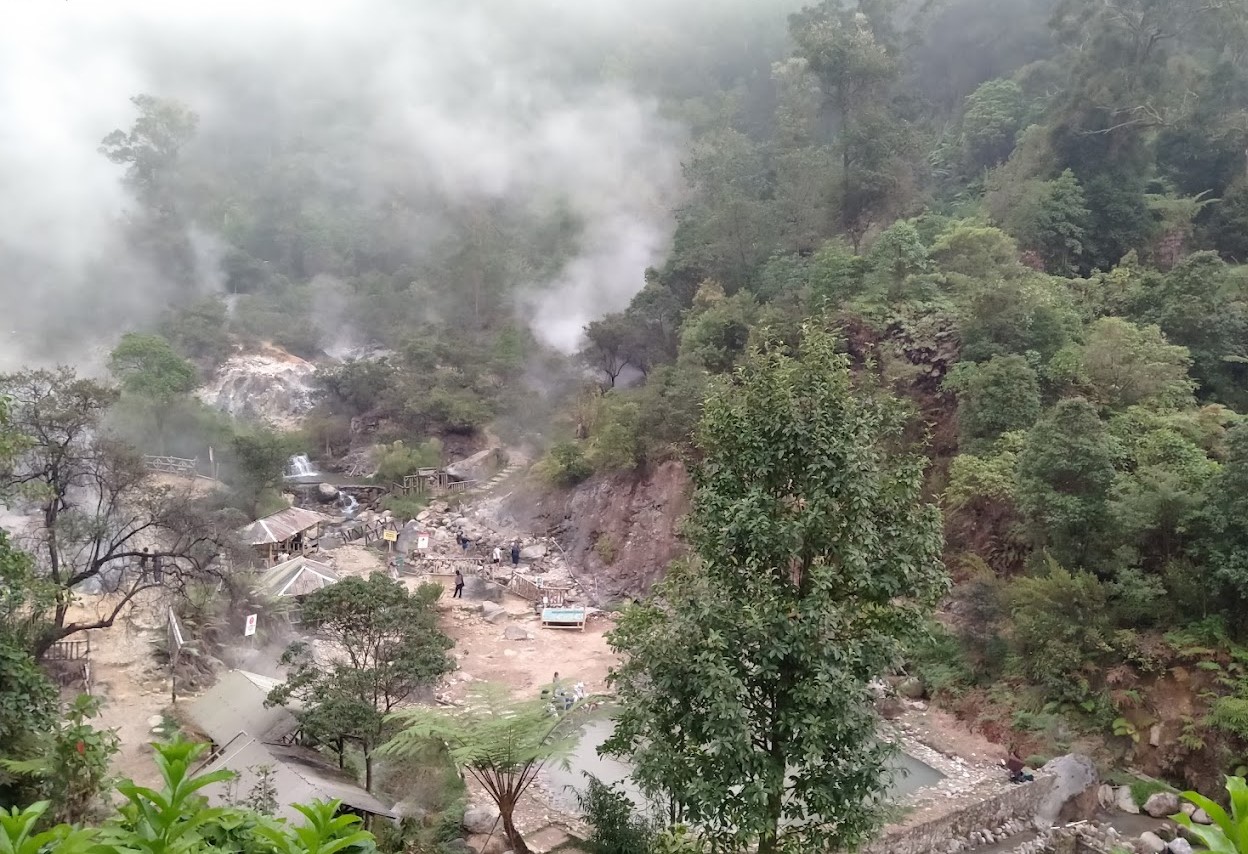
[492,545,502,565]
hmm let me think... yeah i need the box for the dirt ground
[420,574,617,701]
[62,591,172,788]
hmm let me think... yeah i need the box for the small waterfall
[337,492,360,518]
[285,454,318,478]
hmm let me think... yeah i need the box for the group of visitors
[449,536,524,599]
[454,529,522,566]
[541,672,586,713]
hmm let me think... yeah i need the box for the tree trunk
[364,748,373,792]
[500,800,529,854]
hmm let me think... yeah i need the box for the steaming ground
[0,0,695,368]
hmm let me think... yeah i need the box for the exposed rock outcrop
[499,461,691,604]
[197,345,317,426]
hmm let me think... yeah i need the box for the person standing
[511,540,521,567]
[492,545,502,565]
[453,569,464,599]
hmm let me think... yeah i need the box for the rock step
[474,462,527,492]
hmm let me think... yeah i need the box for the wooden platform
[540,607,586,631]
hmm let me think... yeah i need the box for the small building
[197,735,397,824]
[259,556,340,599]
[186,669,300,749]
[239,507,326,566]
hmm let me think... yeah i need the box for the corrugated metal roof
[260,556,340,597]
[186,670,300,746]
[239,507,326,546]
[199,737,396,821]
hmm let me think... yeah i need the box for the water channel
[541,718,946,813]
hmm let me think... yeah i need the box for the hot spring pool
[541,718,946,812]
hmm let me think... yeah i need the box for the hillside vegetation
[4,0,1248,822]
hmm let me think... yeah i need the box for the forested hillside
[5,0,1248,801]
[550,0,1248,792]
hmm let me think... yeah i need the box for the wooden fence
[143,455,198,476]
[339,518,400,545]
[44,637,92,693]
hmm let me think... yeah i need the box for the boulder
[1168,839,1194,854]
[1137,831,1167,854]
[485,608,508,624]
[1180,803,1196,817]
[897,676,925,700]
[317,482,339,502]
[1097,784,1116,810]
[480,602,505,619]
[462,805,500,835]
[503,624,531,641]
[1035,754,1100,828]
[1144,791,1181,818]
[1115,786,1141,815]
[1192,808,1212,824]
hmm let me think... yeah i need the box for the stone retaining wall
[862,775,1055,854]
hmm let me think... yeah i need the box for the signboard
[382,529,399,543]
[244,613,258,637]
[416,532,430,550]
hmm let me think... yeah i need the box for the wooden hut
[239,507,326,566]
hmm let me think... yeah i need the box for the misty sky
[0,0,712,368]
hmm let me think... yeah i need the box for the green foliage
[948,356,1041,450]
[375,439,443,483]
[577,777,657,854]
[960,79,1027,171]
[109,333,198,403]
[0,695,119,824]
[1176,776,1248,853]
[1001,170,1091,274]
[944,432,1026,511]
[270,576,453,791]
[1071,318,1196,411]
[0,740,378,854]
[605,326,947,854]
[381,682,581,854]
[537,441,593,487]
[1006,565,1112,706]
[1016,398,1117,568]
[230,427,299,517]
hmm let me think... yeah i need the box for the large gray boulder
[462,805,500,835]
[1137,831,1167,854]
[317,482,339,502]
[1034,754,1099,829]
[1144,791,1181,818]
[1168,838,1194,854]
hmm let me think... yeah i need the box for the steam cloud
[0,0,685,368]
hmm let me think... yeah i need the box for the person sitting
[1004,751,1032,784]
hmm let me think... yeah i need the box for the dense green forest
[6,0,1248,824]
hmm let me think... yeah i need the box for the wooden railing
[340,519,400,545]
[45,638,90,661]
[143,455,198,476]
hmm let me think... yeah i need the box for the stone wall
[862,775,1055,854]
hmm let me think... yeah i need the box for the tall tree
[381,683,579,854]
[0,369,223,658]
[108,333,200,452]
[1015,397,1117,569]
[791,2,908,250]
[268,575,453,791]
[604,325,947,853]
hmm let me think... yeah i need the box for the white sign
[416,532,430,550]
[244,613,258,637]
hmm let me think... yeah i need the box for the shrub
[537,442,593,487]
[577,776,657,854]
[376,439,444,483]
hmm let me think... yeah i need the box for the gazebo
[239,507,326,566]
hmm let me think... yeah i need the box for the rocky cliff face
[197,345,317,427]
[499,460,691,604]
